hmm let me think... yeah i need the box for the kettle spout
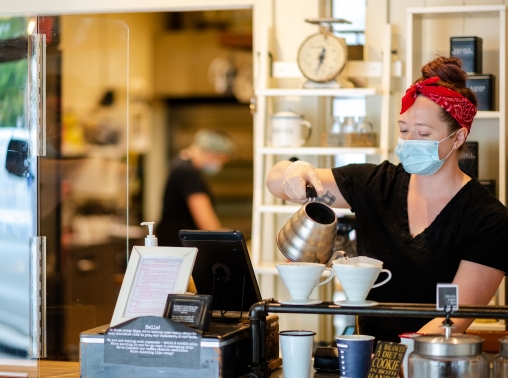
[326,250,347,267]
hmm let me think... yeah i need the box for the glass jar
[409,334,488,378]
[341,116,357,133]
[325,116,344,147]
[494,336,508,378]
[330,116,342,134]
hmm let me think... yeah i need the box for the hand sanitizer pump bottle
[140,222,158,246]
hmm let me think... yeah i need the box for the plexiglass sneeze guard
[0,17,42,367]
[0,16,129,367]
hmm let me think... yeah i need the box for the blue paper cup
[336,335,374,378]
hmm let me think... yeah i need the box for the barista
[265,56,508,342]
[156,129,234,246]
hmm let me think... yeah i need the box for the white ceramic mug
[279,330,316,378]
[332,257,391,302]
[276,262,334,303]
[271,111,312,147]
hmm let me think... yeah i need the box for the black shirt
[156,158,212,246]
[332,161,508,342]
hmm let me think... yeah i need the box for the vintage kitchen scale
[80,230,279,378]
[297,17,352,88]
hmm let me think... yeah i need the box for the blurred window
[332,0,366,46]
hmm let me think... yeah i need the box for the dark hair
[415,56,477,151]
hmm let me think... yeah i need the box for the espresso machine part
[493,336,508,378]
[409,320,488,378]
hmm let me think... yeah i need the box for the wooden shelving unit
[250,24,398,295]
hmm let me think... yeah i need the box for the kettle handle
[306,184,317,200]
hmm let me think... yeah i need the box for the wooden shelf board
[408,5,506,15]
[255,88,378,97]
[259,147,381,155]
[476,111,501,119]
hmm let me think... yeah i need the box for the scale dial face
[297,32,348,83]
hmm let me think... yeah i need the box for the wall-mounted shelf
[476,111,501,119]
[259,146,381,155]
[255,87,378,97]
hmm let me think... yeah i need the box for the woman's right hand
[281,161,324,201]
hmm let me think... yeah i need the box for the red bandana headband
[400,76,477,134]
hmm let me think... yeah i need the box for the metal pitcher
[276,185,341,266]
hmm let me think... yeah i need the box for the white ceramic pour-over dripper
[332,257,391,304]
[276,262,334,303]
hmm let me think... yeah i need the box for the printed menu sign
[104,316,201,368]
[123,256,183,318]
[367,341,406,378]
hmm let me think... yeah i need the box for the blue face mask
[201,161,222,176]
[395,131,456,176]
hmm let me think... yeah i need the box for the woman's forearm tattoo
[304,191,336,206]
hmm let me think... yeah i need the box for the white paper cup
[279,330,316,378]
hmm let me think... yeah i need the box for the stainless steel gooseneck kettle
[276,185,344,266]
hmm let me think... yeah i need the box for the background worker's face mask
[201,161,223,176]
[395,131,456,176]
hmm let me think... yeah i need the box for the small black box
[450,36,483,74]
[466,74,495,111]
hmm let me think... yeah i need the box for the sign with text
[367,341,406,378]
[437,283,459,311]
[123,256,184,318]
[104,316,201,368]
[163,294,212,331]
[110,246,198,327]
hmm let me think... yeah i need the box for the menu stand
[245,300,508,378]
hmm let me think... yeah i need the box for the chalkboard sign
[163,294,212,331]
[367,341,406,378]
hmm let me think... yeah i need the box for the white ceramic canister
[270,111,312,147]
